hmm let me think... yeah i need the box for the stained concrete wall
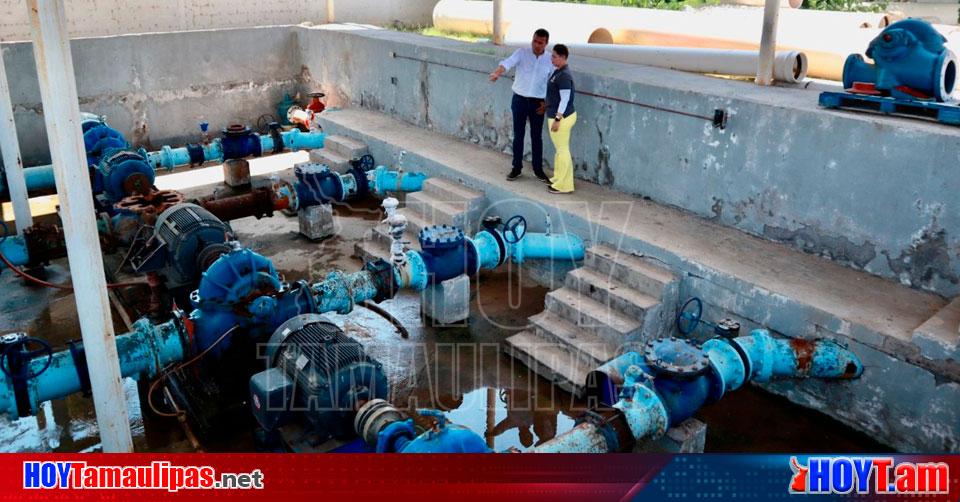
[2,26,304,166]
[5,23,959,298]
[0,1,439,41]
[297,25,960,299]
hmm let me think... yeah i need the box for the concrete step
[529,311,618,368]
[503,331,592,396]
[565,267,660,321]
[308,148,351,174]
[585,244,676,298]
[913,296,960,361]
[421,178,485,212]
[405,191,476,234]
[324,134,368,160]
[354,238,391,263]
[544,287,642,347]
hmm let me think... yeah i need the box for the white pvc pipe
[549,44,808,84]
[0,46,33,233]
[756,0,780,85]
[326,0,335,24]
[434,0,885,80]
[27,0,133,453]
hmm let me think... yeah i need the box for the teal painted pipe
[280,129,325,151]
[312,269,381,314]
[391,250,429,291]
[509,231,585,265]
[0,318,185,419]
[0,236,29,269]
[149,130,323,171]
[470,230,502,271]
[733,329,864,381]
[369,166,427,196]
[537,334,864,452]
[22,164,56,192]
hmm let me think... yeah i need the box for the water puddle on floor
[0,200,889,453]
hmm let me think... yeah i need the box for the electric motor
[249,314,389,440]
[131,202,234,289]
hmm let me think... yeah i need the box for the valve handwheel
[357,154,376,172]
[502,215,527,244]
[0,335,53,381]
[676,297,703,336]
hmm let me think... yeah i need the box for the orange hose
[0,242,148,290]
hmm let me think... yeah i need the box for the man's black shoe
[506,171,522,181]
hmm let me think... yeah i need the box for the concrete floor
[0,153,889,453]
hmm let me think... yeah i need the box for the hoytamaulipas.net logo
[23,461,264,491]
[790,456,949,495]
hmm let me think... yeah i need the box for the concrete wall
[317,112,960,452]
[333,0,440,27]
[2,26,304,165]
[298,25,960,299]
[5,23,959,298]
[0,0,439,41]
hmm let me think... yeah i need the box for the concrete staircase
[354,177,486,262]
[913,296,960,363]
[505,244,679,395]
[310,134,369,173]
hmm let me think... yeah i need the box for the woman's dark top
[545,65,575,119]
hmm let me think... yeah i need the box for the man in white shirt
[489,29,553,182]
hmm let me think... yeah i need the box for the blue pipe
[20,165,56,193]
[539,332,864,452]
[508,231,585,264]
[148,130,324,171]
[312,269,381,314]
[375,410,490,454]
[393,225,586,290]
[368,166,427,196]
[0,318,185,419]
[0,236,29,270]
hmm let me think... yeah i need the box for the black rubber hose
[360,300,409,339]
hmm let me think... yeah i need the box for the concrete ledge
[318,107,960,452]
[300,25,960,298]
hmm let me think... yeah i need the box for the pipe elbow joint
[842,53,876,90]
[612,373,669,443]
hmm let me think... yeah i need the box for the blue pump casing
[376,411,490,453]
[418,225,478,285]
[95,148,156,201]
[82,120,128,165]
[188,247,317,358]
[843,18,957,101]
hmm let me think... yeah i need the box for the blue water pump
[843,18,957,101]
[94,148,156,202]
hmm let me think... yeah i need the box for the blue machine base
[818,91,960,125]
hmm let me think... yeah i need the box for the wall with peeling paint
[2,26,306,166]
[0,1,438,41]
[4,24,958,299]
[297,25,960,299]
[317,111,960,451]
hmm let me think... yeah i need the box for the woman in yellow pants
[545,44,577,194]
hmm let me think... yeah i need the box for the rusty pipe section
[196,187,278,222]
[732,329,864,382]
